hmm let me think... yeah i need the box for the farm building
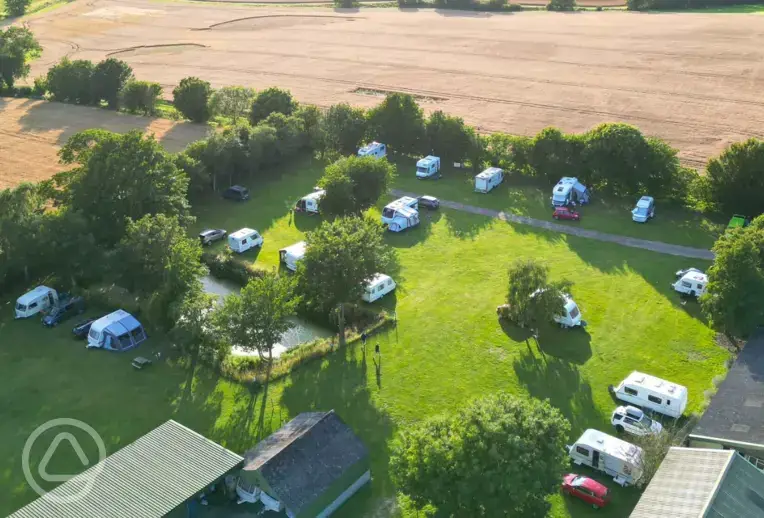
[236,410,370,518]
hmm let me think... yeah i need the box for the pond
[201,275,333,358]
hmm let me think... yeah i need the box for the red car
[561,474,610,509]
[553,207,581,221]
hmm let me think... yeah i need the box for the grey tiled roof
[9,420,243,518]
[243,410,368,516]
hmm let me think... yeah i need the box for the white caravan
[294,189,325,215]
[279,241,306,272]
[531,290,586,329]
[416,156,441,179]
[612,371,688,419]
[474,167,504,193]
[672,269,707,298]
[228,228,264,254]
[551,177,590,207]
[632,196,655,223]
[382,205,420,233]
[358,142,387,159]
[15,286,59,319]
[362,274,396,303]
[568,429,644,487]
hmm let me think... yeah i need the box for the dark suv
[223,185,250,201]
[42,296,85,327]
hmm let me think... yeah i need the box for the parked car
[42,296,85,327]
[223,185,250,201]
[72,316,104,339]
[553,206,581,221]
[417,195,440,210]
[198,228,227,246]
[561,474,611,510]
[611,405,663,436]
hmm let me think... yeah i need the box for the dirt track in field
[3,0,764,186]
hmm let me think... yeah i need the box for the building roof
[690,329,764,450]
[10,420,243,518]
[242,410,368,516]
[629,447,764,518]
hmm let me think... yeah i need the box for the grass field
[2,158,730,517]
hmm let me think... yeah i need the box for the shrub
[15,85,32,97]
[120,80,162,115]
[487,0,508,9]
[702,138,764,217]
[322,103,368,155]
[4,0,31,17]
[368,92,426,155]
[250,87,297,125]
[46,58,95,105]
[334,0,357,6]
[425,110,478,165]
[201,250,263,286]
[209,86,256,123]
[32,75,47,97]
[172,77,212,122]
[92,58,133,109]
[547,0,576,10]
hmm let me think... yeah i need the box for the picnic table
[131,356,153,370]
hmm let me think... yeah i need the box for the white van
[416,156,441,179]
[294,189,325,215]
[15,286,58,319]
[672,268,707,298]
[632,196,655,223]
[611,371,688,419]
[279,241,306,272]
[474,167,504,193]
[568,429,644,487]
[228,228,264,254]
[551,177,590,207]
[362,274,396,303]
[358,142,387,159]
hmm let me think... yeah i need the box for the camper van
[362,274,396,303]
[632,196,655,223]
[15,286,58,319]
[568,429,644,487]
[416,156,441,179]
[228,228,264,254]
[611,371,688,419]
[358,142,387,159]
[294,189,325,215]
[672,268,707,298]
[279,241,306,272]
[474,167,504,193]
[87,310,147,351]
[551,177,590,207]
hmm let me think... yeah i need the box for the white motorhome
[551,177,590,207]
[416,156,441,179]
[228,228,264,254]
[279,241,306,272]
[568,429,644,487]
[15,286,58,319]
[474,167,504,193]
[672,269,707,298]
[358,142,387,159]
[294,189,325,215]
[632,196,655,223]
[612,371,688,419]
[362,274,396,303]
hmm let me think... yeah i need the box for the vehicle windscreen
[16,303,26,311]
[639,414,654,429]
[416,166,427,173]
[571,476,585,487]
[635,207,648,216]
[569,305,580,319]
[382,207,396,218]
[553,194,567,203]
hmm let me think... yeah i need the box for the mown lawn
[3,158,729,518]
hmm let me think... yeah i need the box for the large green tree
[92,58,133,109]
[505,259,573,332]
[0,26,40,88]
[173,76,212,122]
[702,138,764,217]
[119,80,162,115]
[250,87,297,125]
[209,85,256,123]
[321,103,368,155]
[46,58,95,104]
[368,93,426,155]
[701,215,764,339]
[318,156,396,217]
[528,127,583,184]
[296,216,395,344]
[390,393,571,517]
[424,110,476,165]
[4,0,31,17]
[0,183,47,286]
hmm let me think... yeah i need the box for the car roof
[229,185,247,191]
[419,195,437,201]
[579,476,608,495]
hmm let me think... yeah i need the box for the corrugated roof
[10,420,243,518]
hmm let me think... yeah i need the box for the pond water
[201,275,333,358]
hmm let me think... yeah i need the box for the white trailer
[279,241,306,272]
[474,167,504,193]
[568,429,644,487]
[672,269,707,298]
[15,286,59,319]
[612,371,688,419]
[228,228,264,254]
[362,274,396,303]
[530,290,587,329]
[294,189,325,215]
[358,142,387,159]
[416,156,441,179]
[552,177,590,207]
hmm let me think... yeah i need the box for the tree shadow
[156,119,211,153]
[442,208,493,240]
[292,211,322,233]
[500,319,592,365]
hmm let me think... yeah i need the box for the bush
[172,77,212,122]
[250,87,297,125]
[702,138,764,217]
[368,92,426,155]
[46,58,95,105]
[32,76,47,97]
[15,85,32,98]
[201,250,263,286]
[92,58,133,109]
[120,80,162,115]
[547,0,575,10]
[425,110,477,165]
[486,0,507,9]
[4,0,31,17]
[322,103,368,155]
[334,0,357,6]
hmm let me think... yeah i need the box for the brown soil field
[4,0,764,186]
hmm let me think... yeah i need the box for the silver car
[611,405,663,436]
[198,229,227,246]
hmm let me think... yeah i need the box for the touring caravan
[279,241,306,272]
[568,429,644,487]
[530,290,586,329]
[551,177,590,207]
[382,205,420,233]
[294,189,325,215]
[611,371,688,419]
[362,274,396,303]
[416,156,441,179]
[672,269,707,298]
[87,310,147,352]
[358,142,387,159]
[15,286,58,319]
[474,167,504,193]
[228,228,264,254]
